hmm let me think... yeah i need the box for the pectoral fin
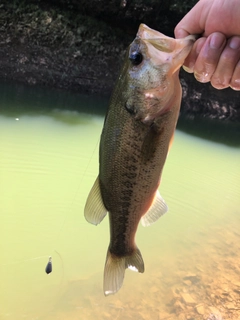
[141,190,168,227]
[84,176,108,225]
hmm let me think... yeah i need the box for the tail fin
[103,247,144,296]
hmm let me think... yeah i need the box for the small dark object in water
[45,257,52,274]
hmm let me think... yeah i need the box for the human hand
[174,0,240,90]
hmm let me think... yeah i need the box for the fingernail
[196,39,205,54]
[194,72,210,83]
[229,37,240,50]
[210,33,225,49]
[175,28,188,39]
[183,64,194,73]
[183,66,192,73]
[231,79,240,90]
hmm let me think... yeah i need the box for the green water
[0,83,240,320]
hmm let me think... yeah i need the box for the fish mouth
[137,23,196,47]
[137,24,177,53]
[146,34,196,58]
[137,23,196,73]
[138,23,196,53]
[146,38,176,53]
[145,34,196,53]
[137,24,166,41]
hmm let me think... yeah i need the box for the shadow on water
[1,79,239,146]
[0,80,109,122]
[177,115,240,147]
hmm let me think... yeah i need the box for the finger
[211,36,240,89]
[230,60,240,90]
[174,0,212,38]
[182,37,206,73]
[193,32,226,83]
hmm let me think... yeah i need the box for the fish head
[124,24,195,124]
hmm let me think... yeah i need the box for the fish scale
[84,23,196,296]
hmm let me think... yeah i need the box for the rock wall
[0,0,239,122]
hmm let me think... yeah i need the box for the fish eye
[129,51,143,66]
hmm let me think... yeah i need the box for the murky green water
[0,82,240,320]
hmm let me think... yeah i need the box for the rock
[174,300,185,312]
[207,314,222,320]
[208,307,222,320]
[158,311,173,319]
[183,273,197,279]
[195,303,205,315]
[222,286,230,294]
[183,273,200,283]
[171,287,180,299]
[196,265,204,272]
[183,280,192,286]
[1,0,240,125]
[225,303,238,310]
[178,313,186,320]
[180,292,196,305]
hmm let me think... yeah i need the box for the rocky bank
[0,0,240,123]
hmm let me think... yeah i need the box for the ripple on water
[0,111,240,320]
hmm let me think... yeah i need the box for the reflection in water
[0,82,240,320]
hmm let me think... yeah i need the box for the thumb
[174,0,211,38]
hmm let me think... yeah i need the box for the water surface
[0,83,240,320]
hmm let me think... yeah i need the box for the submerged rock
[195,303,205,315]
[180,292,196,305]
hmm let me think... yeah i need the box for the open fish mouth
[137,24,196,65]
[146,35,196,53]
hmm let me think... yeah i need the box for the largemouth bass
[84,24,195,296]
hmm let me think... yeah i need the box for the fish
[84,24,195,296]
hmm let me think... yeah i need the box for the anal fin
[141,190,168,227]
